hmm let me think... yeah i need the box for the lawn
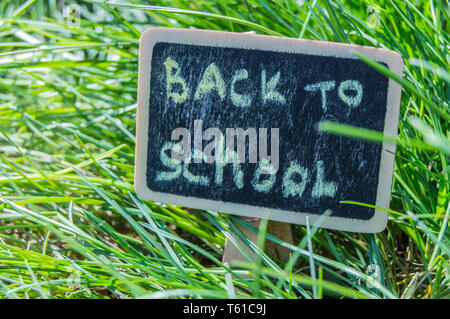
[0,0,448,299]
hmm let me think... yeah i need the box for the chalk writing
[304,81,335,112]
[146,42,390,220]
[164,58,188,104]
[261,69,286,105]
[194,63,226,101]
[231,69,252,107]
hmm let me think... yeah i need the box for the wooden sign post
[222,219,294,267]
[134,28,403,266]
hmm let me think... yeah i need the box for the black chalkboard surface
[135,28,403,233]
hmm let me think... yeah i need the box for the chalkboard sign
[135,28,403,233]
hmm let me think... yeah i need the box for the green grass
[0,0,448,299]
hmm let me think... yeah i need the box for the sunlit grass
[0,0,448,299]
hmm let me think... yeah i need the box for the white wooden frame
[135,28,403,233]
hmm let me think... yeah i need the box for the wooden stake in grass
[222,218,294,268]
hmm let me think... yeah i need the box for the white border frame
[135,28,403,233]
